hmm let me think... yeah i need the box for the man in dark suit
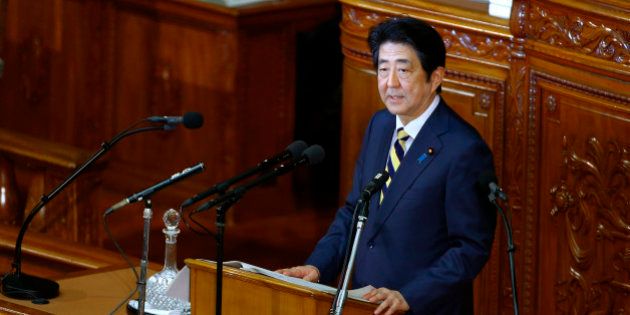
[278,17,496,315]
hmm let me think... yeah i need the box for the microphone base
[1,272,59,300]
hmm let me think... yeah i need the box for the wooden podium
[186,259,377,315]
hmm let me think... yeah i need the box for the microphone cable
[103,211,139,315]
[180,204,217,240]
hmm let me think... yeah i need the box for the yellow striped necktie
[380,128,410,204]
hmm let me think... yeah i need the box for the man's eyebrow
[378,58,412,65]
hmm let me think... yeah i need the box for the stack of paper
[166,259,373,302]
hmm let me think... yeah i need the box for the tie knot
[397,128,410,142]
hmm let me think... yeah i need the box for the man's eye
[398,69,411,78]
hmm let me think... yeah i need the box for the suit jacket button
[368,241,374,249]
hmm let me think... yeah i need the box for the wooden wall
[338,0,630,314]
[0,0,338,245]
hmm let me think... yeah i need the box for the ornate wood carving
[342,6,386,35]
[479,93,491,111]
[510,0,529,40]
[550,136,630,314]
[527,3,630,65]
[341,6,389,61]
[341,6,511,65]
[443,69,505,164]
[546,95,557,113]
[506,64,528,313]
[437,28,511,64]
[524,67,543,315]
[534,71,630,104]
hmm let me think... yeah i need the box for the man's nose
[387,70,400,87]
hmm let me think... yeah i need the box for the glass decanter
[143,208,190,314]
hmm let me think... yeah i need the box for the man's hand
[275,265,320,282]
[363,287,410,315]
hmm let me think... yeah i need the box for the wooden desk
[0,266,153,314]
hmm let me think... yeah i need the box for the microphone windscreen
[183,112,204,129]
[286,140,308,158]
[303,145,325,165]
[477,170,498,194]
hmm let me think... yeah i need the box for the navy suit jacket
[306,100,496,314]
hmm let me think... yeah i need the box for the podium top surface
[0,266,154,315]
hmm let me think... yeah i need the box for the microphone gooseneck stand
[181,140,307,209]
[488,191,519,315]
[330,198,369,315]
[204,179,277,315]
[137,199,153,315]
[195,145,324,315]
[1,125,164,301]
[214,197,239,315]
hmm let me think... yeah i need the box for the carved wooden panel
[534,71,630,314]
[340,4,511,67]
[437,28,511,66]
[527,1,630,66]
[442,69,505,152]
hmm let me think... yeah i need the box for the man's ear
[430,67,445,92]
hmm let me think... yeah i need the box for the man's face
[377,42,444,125]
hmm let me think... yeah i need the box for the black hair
[368,17,446,93]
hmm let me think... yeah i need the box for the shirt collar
[395,94,441,140]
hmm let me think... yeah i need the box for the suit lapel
[367,101,450,240]
[373,116,395,179]
[364,114,395,216]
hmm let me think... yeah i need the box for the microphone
[478,170,508,201]
[360,170,389,200]
[105,162,205,215]
[147,112,204,129]
[180,140,308,208]
[195,144,325,213]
